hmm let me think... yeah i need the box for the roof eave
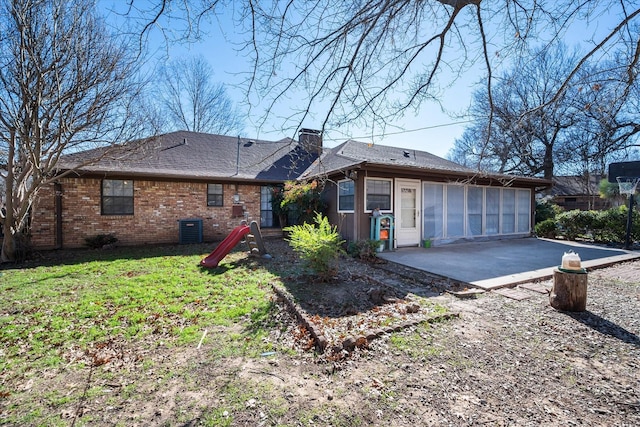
[55,167,289,184]
[309,161,551,188]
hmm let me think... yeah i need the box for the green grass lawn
[1,243,454,426]
[0,244,290,423]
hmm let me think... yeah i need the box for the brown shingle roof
[57,130,318,182]
[550,175,603,196]
[57,131,550,189]
[302,140,550,188]
[307,140,474,176]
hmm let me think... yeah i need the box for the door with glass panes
[394,179,421,246]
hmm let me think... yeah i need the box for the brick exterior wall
[30,177,263,249]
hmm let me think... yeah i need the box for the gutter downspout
[54,182,63,249]
[235,135,240,176]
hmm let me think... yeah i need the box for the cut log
[549,269,587,312]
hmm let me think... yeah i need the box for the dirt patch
[2,240,639,426]
[269,249,460,356]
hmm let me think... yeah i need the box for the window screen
[446,185,465,237]
[207,184,224,207]
[338,179,355,211]
[366,179,391,211]
[486,187,500,235]
[502,189,516,233]
[517,189,531,233]
[102,179,134,215]
[467,186,483,236]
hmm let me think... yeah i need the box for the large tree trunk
[1,128,16,263]
[543,144,555,180]
[1,228,16,263]
[549,269,588,312]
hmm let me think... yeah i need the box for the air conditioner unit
[178,219,203,244]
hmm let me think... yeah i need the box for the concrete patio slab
[377,238,640,290]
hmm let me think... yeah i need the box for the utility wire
[326,119,473,143]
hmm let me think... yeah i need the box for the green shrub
[347,239,380,261]
[535,199,562,223]
[556,210,596,240]
[272,180,327,226]
[548,206,639,245]
[284,213,345,280]
[534,219,557,238]
[84,233,118,249]
[599,178,620,199]
[593,205,640,244]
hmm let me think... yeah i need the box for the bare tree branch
[0,0,151,262]
[154,55,245,134]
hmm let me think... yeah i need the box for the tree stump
[549,269,587,312]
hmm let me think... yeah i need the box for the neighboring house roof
[303,140,550,188]
[550,175,603,196]
[57,130,317,183]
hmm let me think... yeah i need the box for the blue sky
[100,1,627,159]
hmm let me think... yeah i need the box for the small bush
[535,200,562,223]
[284,213,345,280]
[84,233,118,249]
[272,180,327,226]
[534,219,557,238]
[593,205,640,244]
[556,210,596,240]
[347,239,380,261]
[543,205,639,245]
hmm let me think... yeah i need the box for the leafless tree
[0,0,150,262]
[562,58,640,175]
[452,44,582,179]
[451,43,640,179]
[131,1,640,143]
[155,55,244,134]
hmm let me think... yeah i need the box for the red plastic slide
[200,224,250,268]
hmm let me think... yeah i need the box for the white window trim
[364,177,393,213]
[337,178,355,213]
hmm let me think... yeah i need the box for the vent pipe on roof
[161,137,188,151]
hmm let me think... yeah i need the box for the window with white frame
[485,187,501,235]
[365,178,392,211]
[207,184,223,207]
[446,184,465,237]
[337,179,355,212]
[467,186,484,236]
[422,182,530,242]
[516,189,531,233]
[260,186,275,227]
[101,179,133,215]
[502,189,516,233]
[423,183,444,239]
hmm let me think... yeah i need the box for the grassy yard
[0,244,295,426]
[4,243,637,426]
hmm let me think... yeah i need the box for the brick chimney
[298,128,322,155]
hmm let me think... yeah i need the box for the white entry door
[394,179,421,247]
